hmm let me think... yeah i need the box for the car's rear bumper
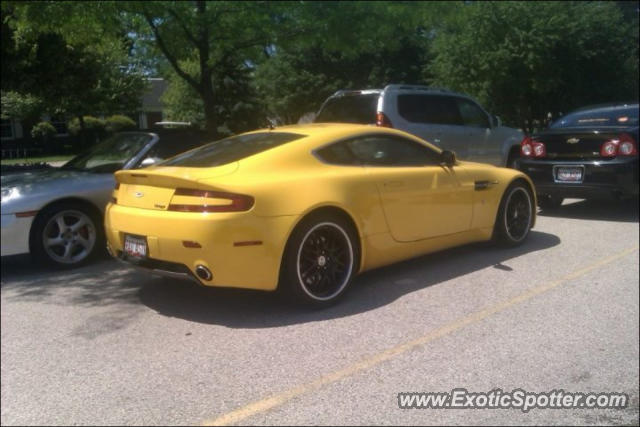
[104,203,299,291]
[517,157,639,199]
[1,213,33,256]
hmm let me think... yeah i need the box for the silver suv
[314,84,523,167]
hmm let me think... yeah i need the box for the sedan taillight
[521,136,546,158]
[168,188,254,213]
[600,140,618,157]
[601,133,637,157]
[618,133,637,156]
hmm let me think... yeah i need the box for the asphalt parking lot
[1,199,638,426]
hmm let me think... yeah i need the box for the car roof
[570,103,639,114]
[327,84,464,98]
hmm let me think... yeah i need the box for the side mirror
[492,115,502,128]
[140,157,162,167]
[440,150,456,167]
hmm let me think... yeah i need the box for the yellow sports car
[105,124,536,306]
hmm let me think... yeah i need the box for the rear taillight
[601,140,618,157]
[376,112,393,128]
[618,133,637,156]
[521,136,546,158]
[601,133,637,157]
[520,136,533,157]
[168,188,254,213]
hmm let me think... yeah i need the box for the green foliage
[253,38,431,124]
[2,0,638,141]
[30,121,56,140]
[1,91,44,120]
[105,115,137,133]
[162,59,265,135]
[429,1,638,132]
[2,2,147,126]
[68,116,106,135]
[253,2,462,124]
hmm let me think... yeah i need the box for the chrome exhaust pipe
[195,265,212,281]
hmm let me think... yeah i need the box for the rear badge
[567,138,579,144]
[134,192,144,198]
[154,204,166,209]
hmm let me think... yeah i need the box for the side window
[315,142,359,165]
[347,135,440,166]
[397,95,462,126]
[455,98,490,128]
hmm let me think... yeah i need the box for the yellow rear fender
[197,169,390,238]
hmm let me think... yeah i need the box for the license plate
[124,235,147,258]
[555,167,583,182]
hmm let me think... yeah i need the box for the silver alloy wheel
[503,187,532,242]
[296,222,354,301]
[42,210,96,264]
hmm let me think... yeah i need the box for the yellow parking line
[204,245,639,426]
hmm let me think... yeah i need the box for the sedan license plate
[555,167,583,183]
[124,235,147,258]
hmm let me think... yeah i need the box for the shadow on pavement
[1,255,147,308]
[137,230,561,328]
[538,198,638,223]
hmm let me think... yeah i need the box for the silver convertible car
[1,128,210,268]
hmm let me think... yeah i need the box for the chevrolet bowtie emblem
[567,138,579,144]
[134,192,144,198]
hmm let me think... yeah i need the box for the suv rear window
[397,94,462,126]
[315,94,379,124]
[161,132,305,167]
[550,106,639,128]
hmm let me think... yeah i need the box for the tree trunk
[203,96,218,138]
[201,68,220,139]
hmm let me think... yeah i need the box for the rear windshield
[315,94,379,124]
[160,132,305,167]
[550,106,639,128]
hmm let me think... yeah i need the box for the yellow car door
[347,134,473,242]
[372,165,473,242]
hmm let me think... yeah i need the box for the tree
[120,1,460,134]
[161,59,265,135]
[429,1,638,132]
[1,1,147,144]
[252,2,462,124]
[253,38,430,124]
[115,1,291,137]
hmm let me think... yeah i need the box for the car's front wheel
[494,182,534,246]
[30,202,104,268]
[280,214,359,307]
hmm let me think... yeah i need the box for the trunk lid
[534,127,635,160]
[114,163,238,210]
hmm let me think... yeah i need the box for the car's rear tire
[279,213,359,307]
[494,181,534,247]
[537,194,564,210]
[30,202,104,269]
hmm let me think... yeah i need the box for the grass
[0,155,74,165]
